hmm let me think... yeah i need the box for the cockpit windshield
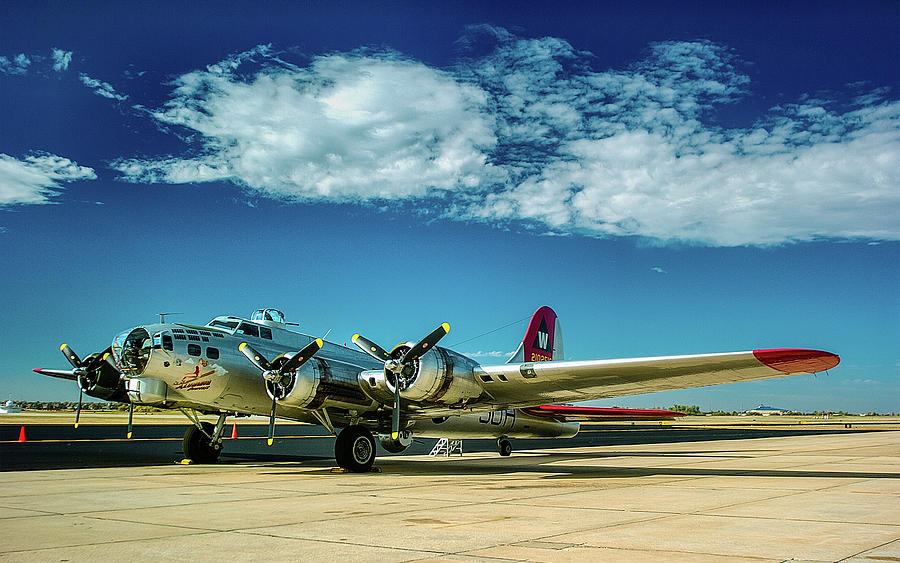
[111,327,151,375]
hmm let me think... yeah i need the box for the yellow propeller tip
[315,338,324,347]
[266,438,274,446]
[351,334,360,341]
[126,432,132,439]
[73,423,79,429]
[441,322,450,332]
[60,343,68,351]
[239,342,247,351]
[391,432,399,441]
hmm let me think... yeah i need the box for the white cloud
[115,48,502,200]
[651,267,667,274]
[51,49,72,72]
[0,53,31,75]
[0,153,97,205]
[116,33,900,246]
[79,73,128,101]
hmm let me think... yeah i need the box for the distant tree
[670,404,702,415]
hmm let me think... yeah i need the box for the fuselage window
[207,347,219,360]
[187,344,201,356]
[259,327,272,340]
[162,335,173,351]
[237,323,259,338]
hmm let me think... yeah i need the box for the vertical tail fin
[507,306,564,363]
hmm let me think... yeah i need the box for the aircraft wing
[477,349,839,407]
[32,368,78,381]
[521,405,685,421]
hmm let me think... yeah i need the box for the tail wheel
[183,421,222,463]
[335,425,376,472]
[498,437,512,457]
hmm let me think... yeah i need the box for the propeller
[352,323,450,440]
[60,344,115,429]
[239,338,324,446]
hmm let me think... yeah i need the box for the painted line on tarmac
[0,435,333,444]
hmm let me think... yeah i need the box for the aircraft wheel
[183,422,222,463]
[335,425,376,472]
[498,437,512,457]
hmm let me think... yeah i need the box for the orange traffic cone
[17,426,26,442]
[231,423,237,439]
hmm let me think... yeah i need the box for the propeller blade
[401,323,450,364]
[266,394,276,446]
[351,334,391,362]
[239,342,273,372]
[60,343,83,369]
[74,387,83,429]
[279,338,324,374]
[126,402,134,439]
[391,381,401,440]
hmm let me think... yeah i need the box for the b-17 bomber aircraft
[34,306,840,471]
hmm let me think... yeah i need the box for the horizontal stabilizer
[522,405,686,422]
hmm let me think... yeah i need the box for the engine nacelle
[358,346,484,407]
[82,361,128,403]
[272,358,373,410]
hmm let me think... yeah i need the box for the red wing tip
[753,349,840,374]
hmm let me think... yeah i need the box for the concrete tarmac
[1,429,898,561]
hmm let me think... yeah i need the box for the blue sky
[1,1,897,412]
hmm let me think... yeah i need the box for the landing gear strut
[498,437,512,457]
[334,425,376,472]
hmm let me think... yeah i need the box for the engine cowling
[358,345,484,407]
[271,358,373,410]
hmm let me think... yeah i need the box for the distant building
[0,400,22,414]
[745,404,789,416]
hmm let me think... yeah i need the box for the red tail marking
[523,306,556,362]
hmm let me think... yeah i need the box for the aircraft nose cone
[753,349,840,374]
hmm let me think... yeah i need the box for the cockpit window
[208,319,239,331]
[236,322,259,338]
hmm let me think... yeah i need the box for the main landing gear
[334,425,376,472]
[182,412,227,463]
[498,437,512,456]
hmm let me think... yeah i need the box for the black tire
[334,426,376,472]
[498,438,512,457]
[183,422,221,463]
